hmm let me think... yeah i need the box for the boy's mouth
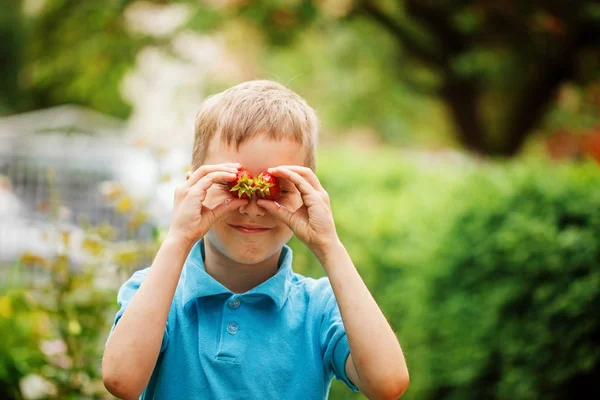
[228,224,273,234]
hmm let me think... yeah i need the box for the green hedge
[295,151,600,400]
[291,148,469,399]
[409,161,600,400]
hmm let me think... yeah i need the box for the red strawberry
[228,169,254,200]
[254,172,281,200]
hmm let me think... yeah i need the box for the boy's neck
[202,239,282,294]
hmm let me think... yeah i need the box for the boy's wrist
[164,231,198,254]
[314,237,345,266]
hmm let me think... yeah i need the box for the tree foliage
[219,0,600,155]
[1,0,598,152]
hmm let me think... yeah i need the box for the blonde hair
[192,80,319,170]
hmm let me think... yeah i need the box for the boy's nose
[238,195,265,218]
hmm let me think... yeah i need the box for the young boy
[102,80,409,399]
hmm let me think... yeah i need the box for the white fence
[0,132,159,278]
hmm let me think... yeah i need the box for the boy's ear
[185,171,192,181]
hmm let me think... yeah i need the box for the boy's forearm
[318,241,409,399]
[102,235,193,399]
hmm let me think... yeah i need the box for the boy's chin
[205,232,279,266]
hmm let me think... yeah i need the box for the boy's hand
[257,166,340,260]
[168,163,248,247]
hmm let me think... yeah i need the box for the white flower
[19,374,58,400]
[40,339,67,357]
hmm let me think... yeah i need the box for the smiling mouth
[228,225,272,234]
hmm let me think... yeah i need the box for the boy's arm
[318,242,409,400]
[103,163,246,400]
[102,237,193,399]
[259,165,409,400]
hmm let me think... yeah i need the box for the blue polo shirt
[107,239,359,399]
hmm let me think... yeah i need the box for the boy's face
[200,134,306,265]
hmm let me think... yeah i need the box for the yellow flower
[0,296,12,318]
[68,319,82,336]
[116,196,133,213]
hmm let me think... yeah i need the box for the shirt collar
[181,239,294,310]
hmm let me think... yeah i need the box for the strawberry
[228,169,254,200]
[254,172,281,201]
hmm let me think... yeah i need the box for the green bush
[294,151,600,400]
[410,161,600,400]
[0,248,129,399]
[0,170,158,400]
[0,287,47,400]
[291,148,467,399]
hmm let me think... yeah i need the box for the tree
[4,0,598,155]
[0,0,156,118]
[0,0,25,113]
[222,0,600,156]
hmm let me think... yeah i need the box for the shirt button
[229,299,241,309]
[227,322,239,335]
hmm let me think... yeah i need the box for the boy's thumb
[211,198,247,219]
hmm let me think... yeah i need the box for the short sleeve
[105,268,169,353]
[319,281,360,393]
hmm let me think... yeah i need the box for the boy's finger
[185,163,240,188]
[209,198,248,220]
[189,171,236,197]
[265,168,316,197]
[257,200,294,228]
[268,166,323,191]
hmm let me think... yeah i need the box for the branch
[441,78,487,154]
[402,1,489,152]
[353,0,443,67]
[405,0,467,61]
[579,20,600,48]
[501,32,582,155]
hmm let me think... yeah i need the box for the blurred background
[0,0,599,399]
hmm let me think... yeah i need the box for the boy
[102,80,409,399]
